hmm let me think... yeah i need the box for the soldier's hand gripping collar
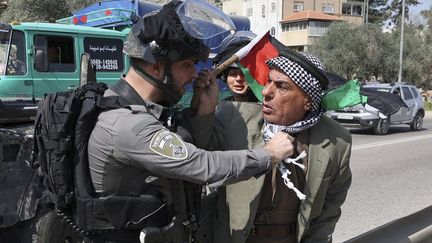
[123,0,210,63]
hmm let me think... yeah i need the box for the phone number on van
[90,59,119,71]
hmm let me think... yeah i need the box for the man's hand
[191,69,219,116]
[263,132,294,164]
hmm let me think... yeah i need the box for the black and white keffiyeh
[263,53,327,200]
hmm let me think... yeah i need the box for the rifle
[140,180,199,243]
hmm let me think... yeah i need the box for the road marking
[352,133,432,150]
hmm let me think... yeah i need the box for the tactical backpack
[33,82,114,210]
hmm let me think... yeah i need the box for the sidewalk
[425,111,432,119]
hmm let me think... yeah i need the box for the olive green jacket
[189,101,352,243]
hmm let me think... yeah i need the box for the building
[223,0,282,38]
[222,0,364,50]
[280,10,341,51]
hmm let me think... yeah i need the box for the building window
[294,2,304,12]
[342,2,363,16]
[322,4,335,14]
[246,8,253,17]
[283,21,308,32]
[270,27,276,36]
[271,3,276,13]
[262,5,266,18]
[309,21,331,36]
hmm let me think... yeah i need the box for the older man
[191,50,352,243]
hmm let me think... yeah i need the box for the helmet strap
[131,59,181,105]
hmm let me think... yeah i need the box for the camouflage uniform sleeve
[112,112,271,187]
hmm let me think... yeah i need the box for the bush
[425,101,432,111]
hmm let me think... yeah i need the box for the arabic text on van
[88,45,118,53]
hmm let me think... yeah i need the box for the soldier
[87,1,294,242]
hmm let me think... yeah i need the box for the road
[333,113,432,242]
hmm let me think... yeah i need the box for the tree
[0,0,224,23]
[367,0,390,24]
[310,20,432,89]
[145,0,222,8]
[0,0,99,22]
[367,0,420,25]
[309,22,399,82]
[388,0,420,25]
[309,22,397,81]
[66,0,98,13]
[362,24,399,82]
[417,8,432,89]
[0,0,7,16]
[1,0,69,22]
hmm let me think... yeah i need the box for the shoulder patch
[149,130,188,160]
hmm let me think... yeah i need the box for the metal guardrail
[346,205,432,243]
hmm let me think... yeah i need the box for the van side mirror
[80,53,97,87]
[35,49,48,72]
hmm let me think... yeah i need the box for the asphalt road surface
[333,112,432,242]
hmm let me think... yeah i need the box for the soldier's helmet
[123,1,209,64]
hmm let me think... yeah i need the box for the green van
[0,22,129,123]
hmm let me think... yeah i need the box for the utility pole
[365,0,369,24]
[398,0,406,83]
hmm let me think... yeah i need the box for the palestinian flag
[234,31,284,101]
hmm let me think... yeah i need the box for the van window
[34,34,75,72]
[6,31,26,75]
[402,87,413,100]
[84,37,124,72]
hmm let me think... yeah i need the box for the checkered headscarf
[263,53,325,135]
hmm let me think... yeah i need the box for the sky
[410,1,431,17]
[405,1,431,24]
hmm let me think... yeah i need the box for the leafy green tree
[309,22,399,82]
[367,0,390,24]
[0,0,69,23]
[310,20,432,89]
[309,22,397,81]
[66,0,98,13]
[309,22,361,79]
[386,0,420,25]
[0,0,224,23]
[417,8,432,89]
[367,0,420,25]
[362,24,399,82]
[146,0,222,7]
[0,0,7,16]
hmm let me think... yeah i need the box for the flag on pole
[211,31,286,101]
[235,31,282,101]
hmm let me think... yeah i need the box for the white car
[327,82,425,135]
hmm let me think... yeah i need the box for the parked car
[326,82,425,135]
